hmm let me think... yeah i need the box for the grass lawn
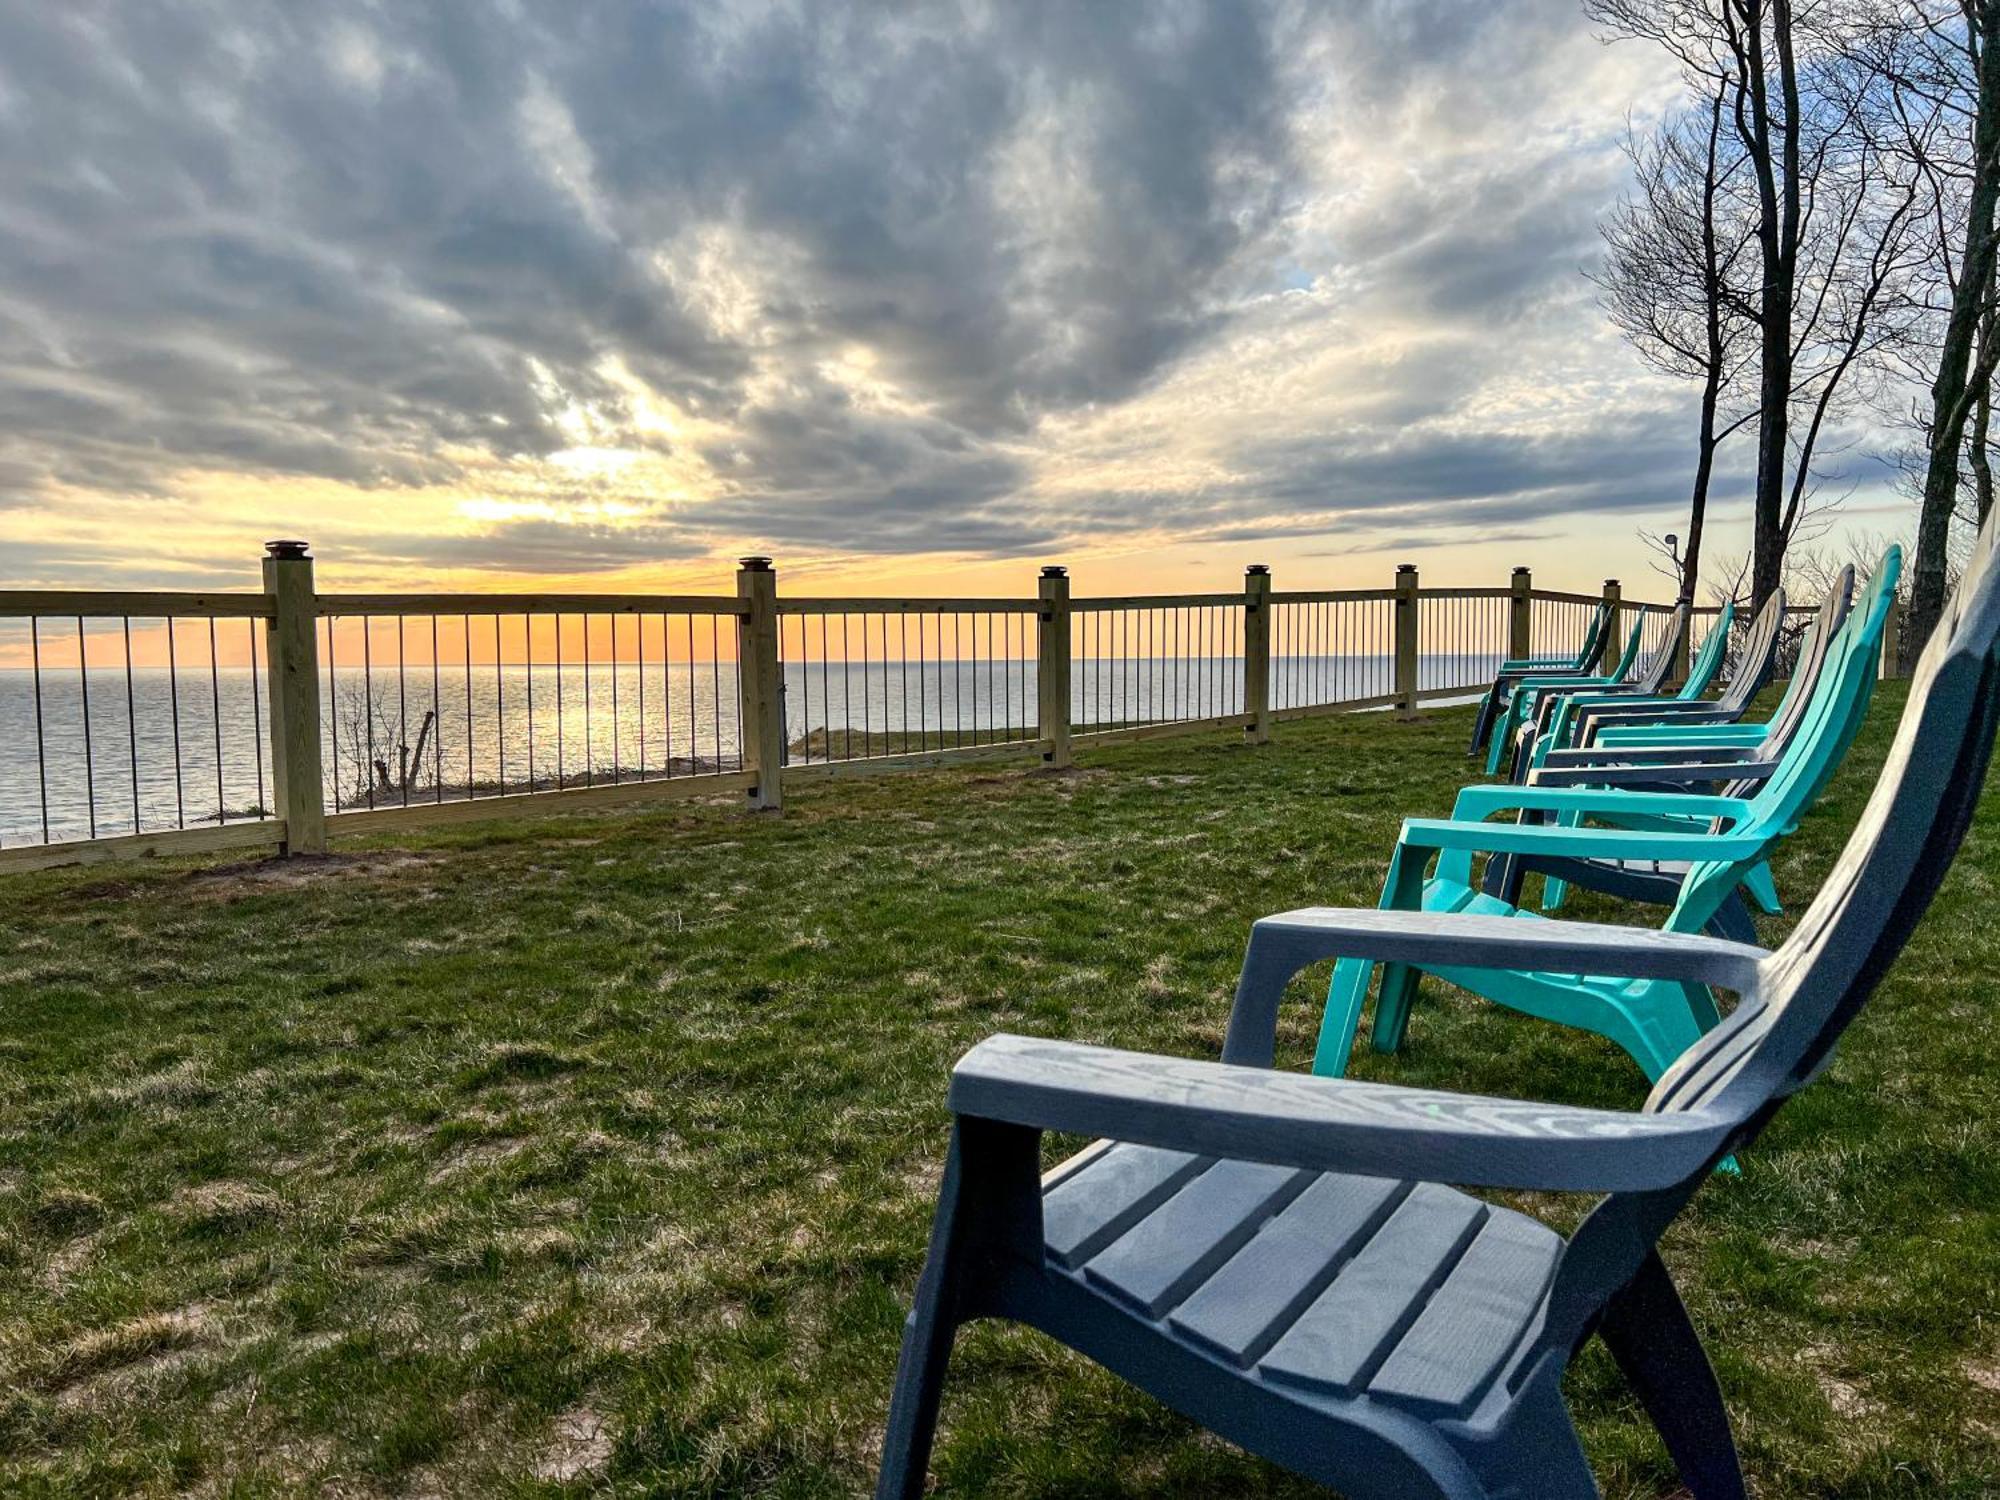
[1,686,1996,1498]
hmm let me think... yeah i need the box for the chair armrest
[1596,722,1768,747]
[1400,817,1764,862]
[1528,760,1776,789]
[1540,744,1760,768]
[950,1035,1738,1193]
[1577,700,1726,727]
[1220,905,1768,1066]
[1447,783,1752,823]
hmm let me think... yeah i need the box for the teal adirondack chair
[1314,553,1900,1084]
[1482,610,1658,773]
[1465,600,1612,757]
[1526,564,1888,919]
[1584,571,1852,756]
[1555,583,1818,752]
[1505,601,1738,779]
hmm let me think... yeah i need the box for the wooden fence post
[1508,566,1533,661]
[1881,593,1906,680]
[261,540,326,855]
[737,557,784,811]
[1600,578,1623,674]
[1037,566,1073,767]
[1243,564,1272,743]
[1394,563,1420,719]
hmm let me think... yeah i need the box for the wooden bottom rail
[783,741,1040,782]
[325,770,757,835]
[1272,693,1400,721]
[0,819,288,875]
[1070,711,1254,748]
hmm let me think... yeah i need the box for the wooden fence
[0,541,1899,872]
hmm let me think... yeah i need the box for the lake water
[0,651,1497,847]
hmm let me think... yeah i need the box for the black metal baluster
[494,615,504,793]
[432,617,443,801]
[396,615,409,808]
[123,618,140,832]
[30,617,49,842]
[462,615,474,797]
[325,618,341,813]
[76,618,96,839]
[249,620,265,818]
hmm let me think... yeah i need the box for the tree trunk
[1734,0,1800,610]
[1909,4,2000,660]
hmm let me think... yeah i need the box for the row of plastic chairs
[876,523,1990,1497]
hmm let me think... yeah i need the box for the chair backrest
[1604,610,1648,681]
[1673,599,1739,702]
[1569,601,1613,671]
[1661,553,1900,930]
[1654,531,1994,1123]
[1751,569,1857,756]
[1533,524,1997,1368]
[1630,603,1690,695]
[1710,586,1795,716]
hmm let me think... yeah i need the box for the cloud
[0,0,1738,585]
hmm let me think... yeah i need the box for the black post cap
[264,540,310,559]
[1245,563,1270,576]
[738,556,773,571]
[1041,565,1068,578]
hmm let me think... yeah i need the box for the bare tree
[1866,0,2000,659]
[332,678,440,805]
[1591,0,1928,608]
[1595,83,1761,602]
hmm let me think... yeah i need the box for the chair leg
[875,1201,966,1498]
[1742,860,1782,915]
[876,1118,1041,1500]
[1469,687,1499,756]
[1314,958,1373,1076]
[1598,1250,1747,1500]
[1702,891,1758,945]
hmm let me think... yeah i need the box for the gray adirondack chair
[1548,585,1793,753]
[876,529,1997,1497]
[1528,570,1853,786]
[1502,603,1692,778]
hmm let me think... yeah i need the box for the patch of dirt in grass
[426,1135,530,1184]
[49,1306,213,1389]
[533,1406,614,1481]
[1800,1343,1879,1427]
[171,1180,284,1237]
[185,850,439,896]
[97,1057,218,1111]
[39,1229,100,1292]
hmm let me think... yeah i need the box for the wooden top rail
[1415,586,1513,601]
[315,593,747,617]
[0,590,274,620]
[1072,592,1251,611]
[1269,589,1397,604]
[777,596,1039,615]
[1527,588,1606,606]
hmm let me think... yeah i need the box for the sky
[0,1,1911,605]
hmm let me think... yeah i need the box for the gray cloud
[0,0,1735,578]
